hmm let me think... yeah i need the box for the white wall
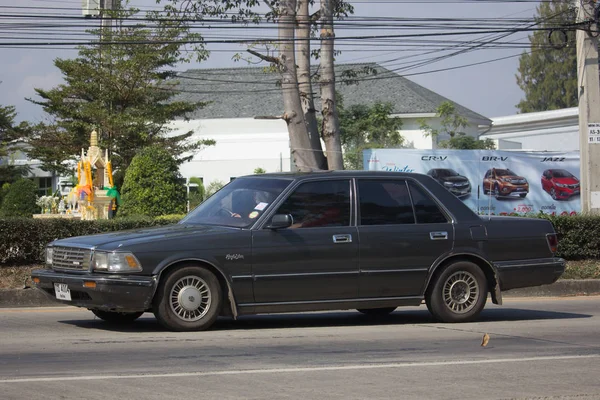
[169,118,291,185]
[483,108,579,151]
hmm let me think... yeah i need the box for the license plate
[54,283,72,301]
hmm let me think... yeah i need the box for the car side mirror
[267,214,293,230]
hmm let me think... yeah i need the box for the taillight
[546,233,558,254]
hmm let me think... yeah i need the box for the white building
[481,107,579,151]
[172,63,491,184]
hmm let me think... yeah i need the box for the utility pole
[576,0,600,214]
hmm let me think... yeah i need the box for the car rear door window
[408,182,448,224]
[358,180,415,225]
[275,180,351,228]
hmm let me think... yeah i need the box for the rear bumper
[31,269,157,313]
[495,257,565,291]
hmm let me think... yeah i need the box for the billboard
[363,149,581,216]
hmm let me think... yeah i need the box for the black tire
[357,307,396,316]
[550,188,557,200]
[519,193,527,198]
[153,265,222,332]
[91,309,144,324]
[426,261,487,323]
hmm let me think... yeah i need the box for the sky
[0,0,543,123]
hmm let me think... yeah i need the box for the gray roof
[172,63,491,125]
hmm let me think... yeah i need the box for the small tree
[253,167,266,174]
[188,176,205,210]
[119,146,186,217]
[0,179,39,217]
[418,101,493,150]
[205,180,225,199]
[439,135,496,150]
[339,100,404,170]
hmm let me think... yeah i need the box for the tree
[205,180,225,199]
[159,0,353,171]
[515,0,577,113]
[26,2,214,184]
[339,99,404,170]
[0,178,39,217]
[419,101,493,150]
[439,135,495,150]
[253,167,266,174]
[188,176,205,210]
[0,102,29,185]
[319,0,344,170]
[119,146,187,217]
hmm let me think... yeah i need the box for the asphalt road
[1,297,600,400]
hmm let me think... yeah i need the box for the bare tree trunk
[296,0,327,170]
[319,0,344,170]
[279,0,321,171]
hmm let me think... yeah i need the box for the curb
[502,279,600,298]
[1,280,600,308]
[0,288,66,308]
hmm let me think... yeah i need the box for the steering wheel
[216,208,241,218]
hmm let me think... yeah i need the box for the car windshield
[552,170,574,178]
[437,169,459,177]
[496,169,516,176]
[180,177,292,228]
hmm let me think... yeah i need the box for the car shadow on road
[57,307,591,333]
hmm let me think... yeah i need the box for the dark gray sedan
[32,171,565,331]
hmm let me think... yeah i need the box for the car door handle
[430,231,448,240]
[333,234,352,244]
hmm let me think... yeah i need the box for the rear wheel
[153,265,222,332]
[357,307,396,316]
[91,309,144,324]
[426,261,487,323]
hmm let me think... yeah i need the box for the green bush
[0,178,39,217]
[0,216,182,265]
[119,146,186,217]
[188,177,205,210]
[537,214,600,260]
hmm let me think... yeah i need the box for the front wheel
[153,266,222,332]
[91,309,144,324]
[357,307,396,316]
[426,261,487,323]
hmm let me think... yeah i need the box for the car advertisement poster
[363,149,581,216]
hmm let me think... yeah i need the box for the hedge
[1,214,599,266]
[0,215,184,266]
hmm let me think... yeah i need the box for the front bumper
[495,257,565,291]
[31,269,157,312]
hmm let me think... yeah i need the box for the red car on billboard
[541,169,580,200]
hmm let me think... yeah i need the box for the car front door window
[274,180,351,229]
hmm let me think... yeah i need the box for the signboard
[363,149,581,216]
[588,123,600,144]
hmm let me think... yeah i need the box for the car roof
[238,170,429,181]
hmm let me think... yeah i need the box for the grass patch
[1,260,599,290]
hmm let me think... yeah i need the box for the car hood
[440,176,468,183]
[51,224,239,250]
[553,177,579,185]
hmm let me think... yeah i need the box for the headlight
[46,247,53,265]
[555,183,566,188]
[444,182,454,187]
[91,251,142,273]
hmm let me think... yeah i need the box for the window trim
[355,177,455,226]
[355,178,416,227]
[256,177,355,230]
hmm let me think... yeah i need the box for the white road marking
[0,355,597,384]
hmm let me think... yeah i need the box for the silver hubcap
[169,276,211,322]
[443,271,479,314]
